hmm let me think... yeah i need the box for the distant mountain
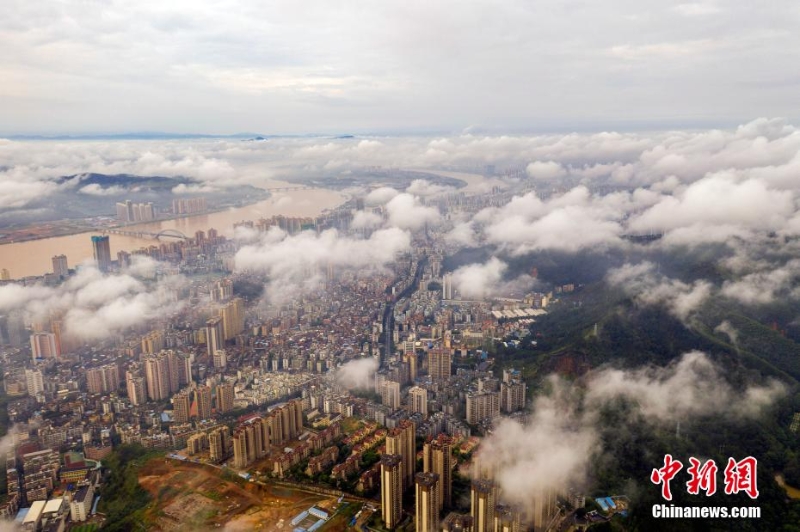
[0,173,269,228]
[6,132,266,141]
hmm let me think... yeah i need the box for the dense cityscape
[4,2,800,531]
[0,175,577,531]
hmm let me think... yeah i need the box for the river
[0,186,346,279]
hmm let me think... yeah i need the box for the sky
[3,0,800,135]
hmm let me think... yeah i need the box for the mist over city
[2,2,800,532]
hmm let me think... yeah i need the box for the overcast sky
[3,0,800,135]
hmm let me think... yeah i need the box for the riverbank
[0,187,346,279]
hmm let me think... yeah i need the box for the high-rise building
[386,419,415,491]
[195,385,213,420]
[176,352,192,386]
[208,427,229,463]
[117,250,131,268]
[500,379,526,413]
[0,269,10,281]
[530,488,558,531]
[86,364,120,394]
[173,390,192,423]
[219,298,245,341]
[415,472,440,532]
[25,369,44,397]
[116,200,155,223]
[493,505,521,532]
[51,255,68,278]
[141,330,165,355]
[409,386,428,417]
[470,479,497,532]
[380,454,403,529]
[172,197,207,215]
[403,352,418,382]
[206,317,224,358]
[126,370,146,406]
[49,319,68,355]
[216,382,234,413]
[30,332,59,360]
[466,391,500,424]
[144,354,171,401]
[428,349,452,381]
[423,434,453,513]
[232,428,249,469]
[212,279,233,301]
[213,349,227,370]
[381,380,401,410]
[442,273,453,300]
[91,235,112,272]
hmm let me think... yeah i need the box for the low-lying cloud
[475,352,785,520]
[336,357,379,390]
[0,262,186,341]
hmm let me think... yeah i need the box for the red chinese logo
[651,454,683,501]
[652,455,759,500]
[723,456,759,499]
[686,457,718,496]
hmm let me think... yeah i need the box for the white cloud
[351,210,383,230]
[476,351,784,520]
[234,227,410,303]
[384,193,440,231]
[335,357,379,390]
[526,161,566,180]
[365,187,399,206]
[606,262,712,322]
[0,263,186,340]
[405,179,454,197]
[79,183,128,196]
[451,258,535,300]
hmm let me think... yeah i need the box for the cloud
[365,187,399,206]
[405,179,454,197]
[172,183,217,194]
[475,352,784,519]
[628,174,794,239]
[606,262,712,322]
[0,178,59,209]
[585,351,785,421]
[719,259,800,305]
[234,227,410,303]
[79,183,128,196]
[0,263,186,341]
[335,357,379,390]
[384,193,440,230]
[351,210,383,230]
[714,320,739,345]
[526,160,566,180]
[475,187,628,254]
[450,257,534,300]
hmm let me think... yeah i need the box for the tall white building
[409,386,428,417]
[25,369,44,397]
[442,274,453,300]
[30,332,59,360]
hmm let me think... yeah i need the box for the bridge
[103,228,190,241]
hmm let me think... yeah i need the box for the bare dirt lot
[137,458,338,531]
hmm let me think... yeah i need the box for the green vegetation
[493,276,800,531]
[98,444,163,531]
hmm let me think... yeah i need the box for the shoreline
[0,187,347,279]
